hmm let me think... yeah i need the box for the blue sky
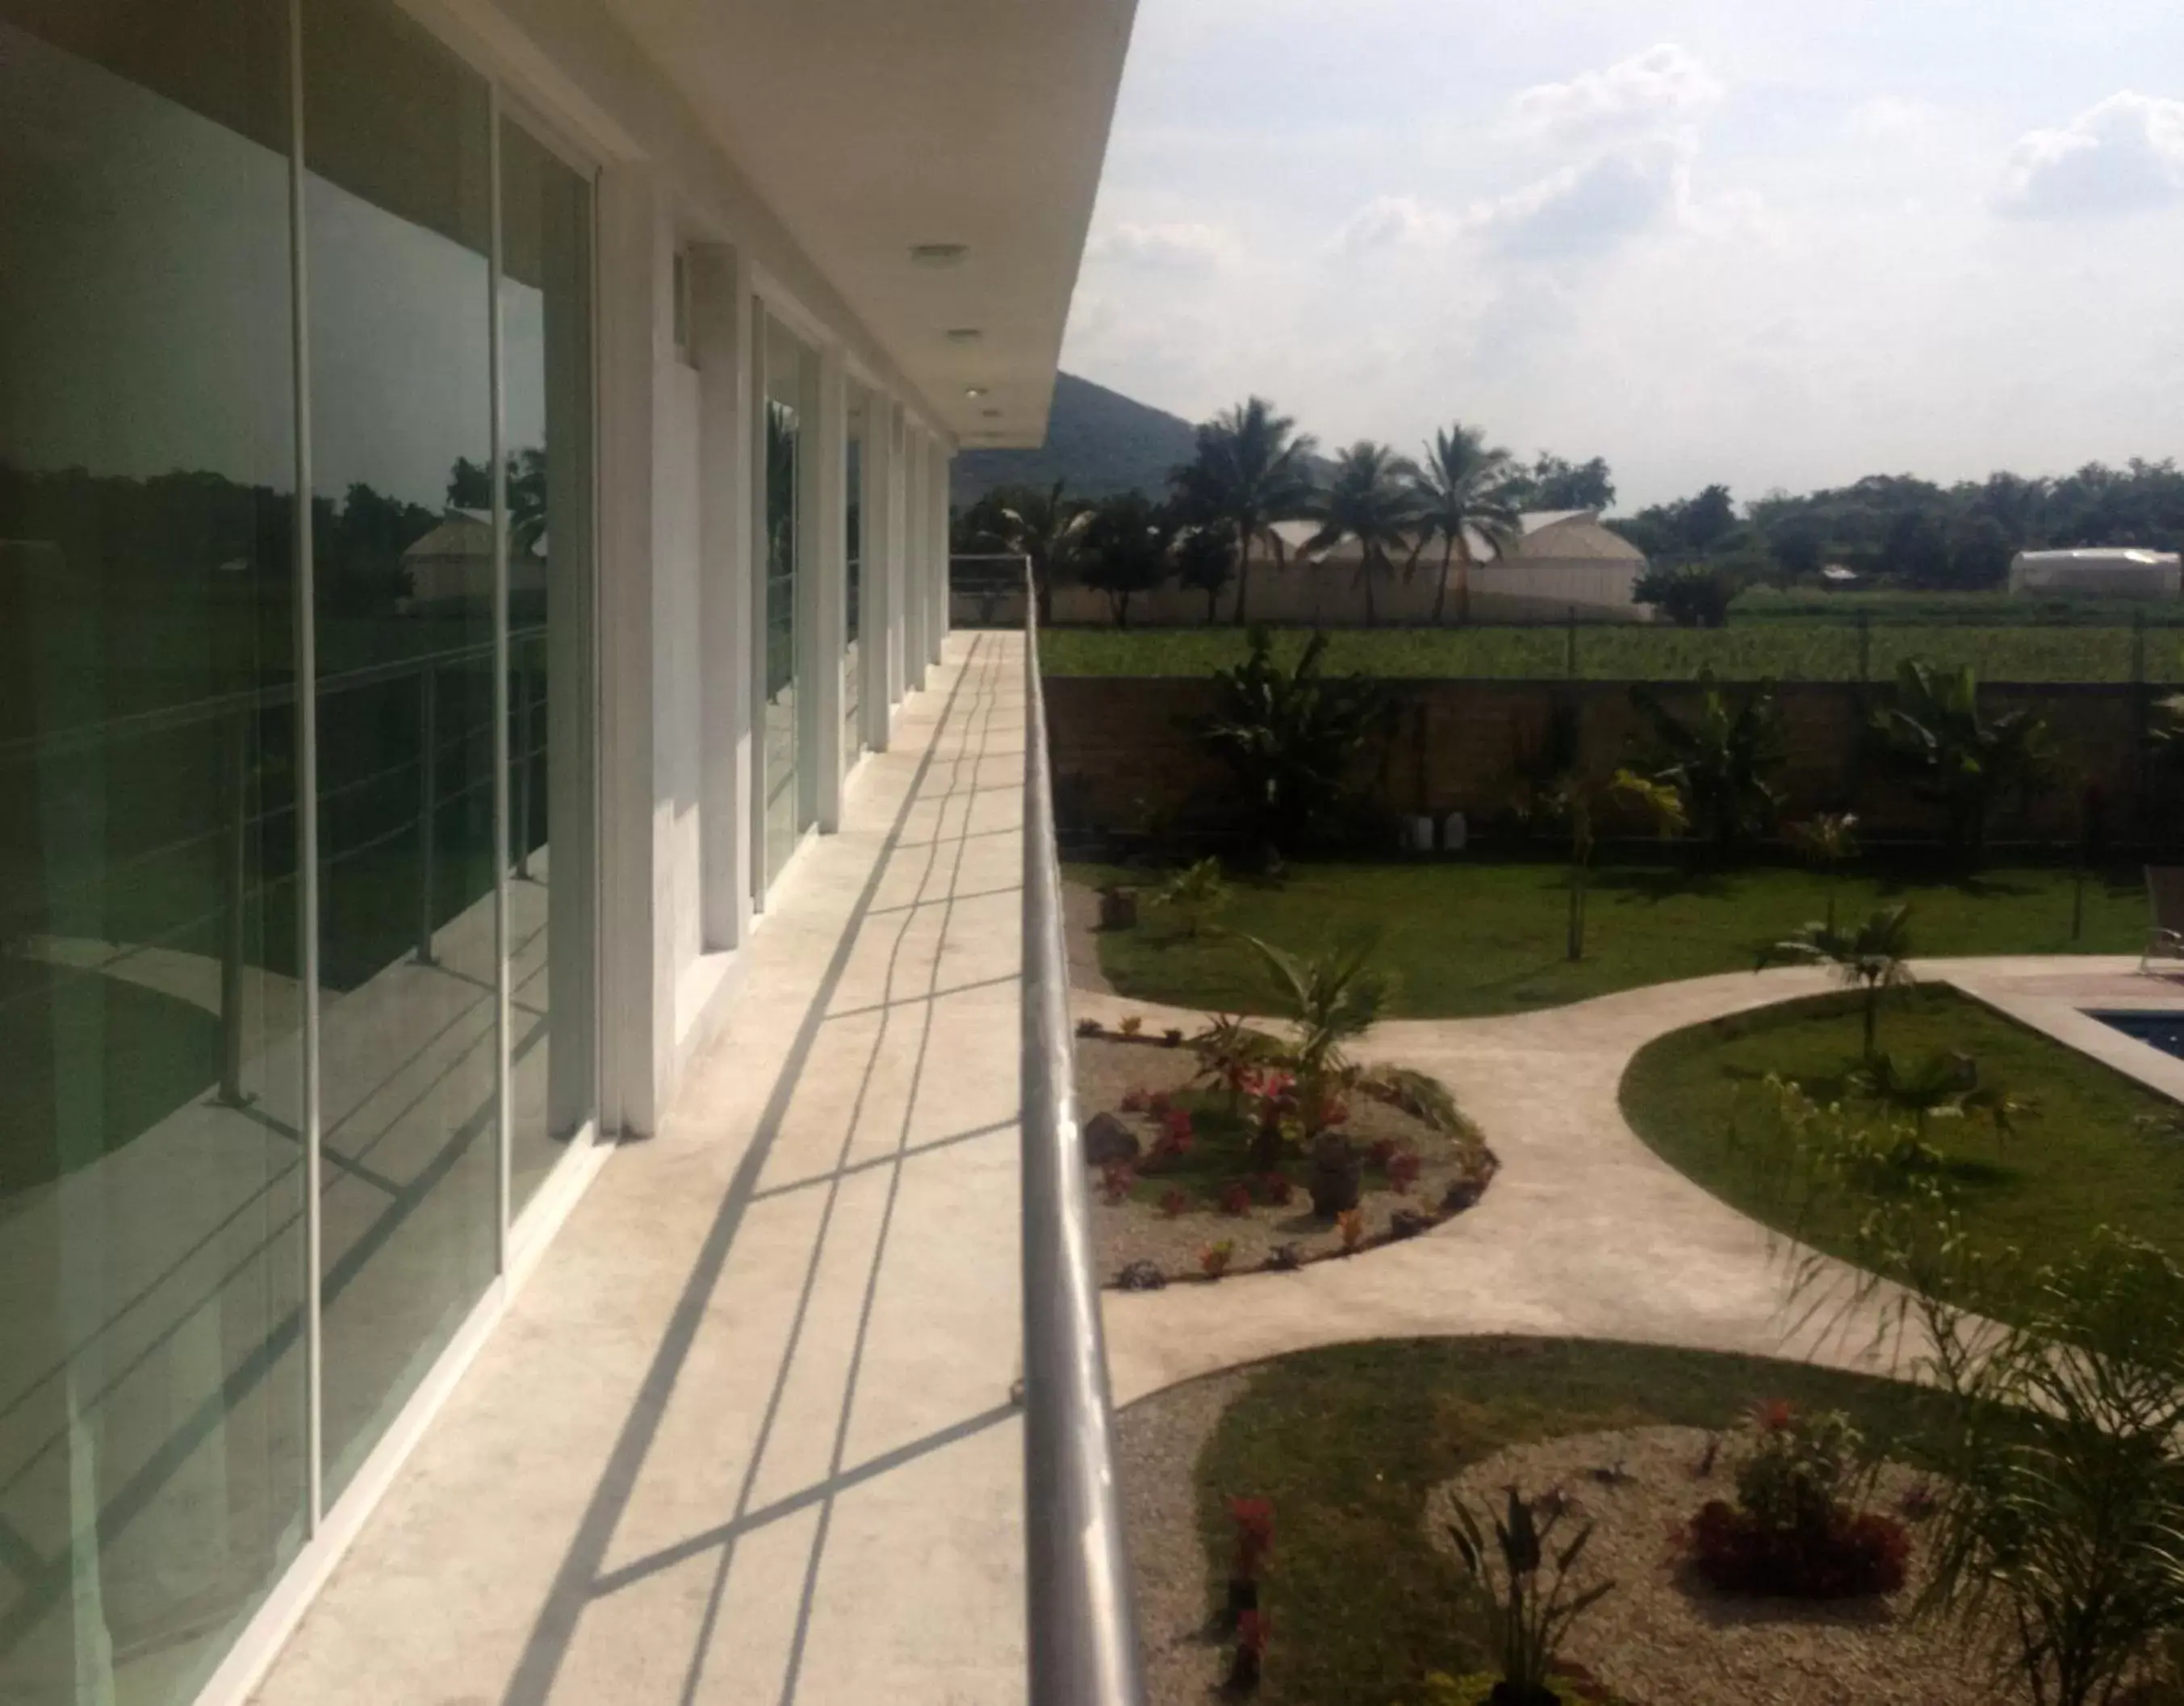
[1060,1,2184,509]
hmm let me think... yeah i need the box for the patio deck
[251,630,1030,1706]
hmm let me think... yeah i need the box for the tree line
[953,391,2184,628]
[955,399,1605,627]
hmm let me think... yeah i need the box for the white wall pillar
[860,393,895,751]
[813,344,847,831]
[927,445,949,666]
[691,242,752,953]
[596,162,667,1139]
[885,402,907,708]
[903,427,929,693]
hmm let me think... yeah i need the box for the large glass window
[301,0,500,1503]
[0,2,309,1701]
[760,318,814,892]
[500,115,597,1217]
[844,388,864,758]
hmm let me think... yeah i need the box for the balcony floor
[253,631,1028,1706]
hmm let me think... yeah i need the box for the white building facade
[0,2,1132,1703]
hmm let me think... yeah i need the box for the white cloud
[1508,44,1724,147]
[1084,220,1237,272]
[1473,139,1690,257]
[1998,91,2184,219]
[1329,194,1458,256]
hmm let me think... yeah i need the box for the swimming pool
[2089,1010,2184,1061]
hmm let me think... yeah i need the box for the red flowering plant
[1387,1152,1422,1194]
[1220,1179,1253,1217]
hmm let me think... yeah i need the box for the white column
[904,427,929,693]
[595,162,667,1138]
[928,445,949,666]
[691,242,752,951]
[885,403,907,707]
[814,344,847,831]
[860,394,895,751]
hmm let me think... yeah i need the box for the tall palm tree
[1302,441,1420,627]
[1169,396,1317,626]
[990,480,1090,625]
[1411,424,1521,625]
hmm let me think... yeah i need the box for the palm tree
[1759,903,1916,1059]
[1302,441,1421,627]
[1871,661,2048,864]
[1628,671,1787,858]
[993,480,1091,627]
[1410,424,1521,625]
[1169,397,1318,626]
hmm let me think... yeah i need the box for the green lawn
[1620,985,2184,1277]
[1041,620,2184,684]
[1075,859,2145,1019]
[1188,1336,1945,1706]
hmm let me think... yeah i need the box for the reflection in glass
[0,2,309,1700]
[302,0,499,1504]
[500,117,596,1217]
[844,391,864,756]
[762,320,812,891]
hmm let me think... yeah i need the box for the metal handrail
[1019,558,1148,1706]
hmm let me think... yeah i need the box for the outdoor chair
[2141,866,2184,976]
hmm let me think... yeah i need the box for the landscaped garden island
[1064,624,2184,1706]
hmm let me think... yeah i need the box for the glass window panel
[300,0,499,1504]
[0,3,308,1703]
[844,391,863,755]
[761,317,809,891]
[500,116,596,1218]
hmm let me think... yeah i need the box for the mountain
[952,371,1199,506]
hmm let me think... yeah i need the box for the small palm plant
[1446,1488,1615,1706]
[1238,932,1389,1123]
[1760,903,1916,1060]
[1154,857,1229,938]
[1785,812,1861,934]
[1529,768,1688,962]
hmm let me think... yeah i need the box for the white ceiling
[599,0,1139,448]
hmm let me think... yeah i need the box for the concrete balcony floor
[254,631,1028,1706]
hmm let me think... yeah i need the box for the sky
[1058,0,2184,512]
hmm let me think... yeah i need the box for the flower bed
[1077,1023,1495,1286]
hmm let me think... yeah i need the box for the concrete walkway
[1087,955,2169,1407]
[253,631,1030,1706]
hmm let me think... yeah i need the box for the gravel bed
[1116,1371,1253,1706]
[1426,1426,2015,1706]
[1077,1032,1489,1285]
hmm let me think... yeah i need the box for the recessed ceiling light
[945,327,983,344]
[910,242,969,267]
[981,408,1003,420]
[964,386,988,398]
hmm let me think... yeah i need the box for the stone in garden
[1084,1111,1142,1166]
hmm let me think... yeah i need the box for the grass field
[1040,615,2184,683]
[1186,1336,1945,1706]
[1073,859,2145,1019]
[1619,985,2184,1279]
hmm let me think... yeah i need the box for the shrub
[1220,1179,1253,1217]
[1098,1162,1136,1206]
[1263,1242,1303,1272]
[1446,1487,1616,1706]
[1258,1172,1295,1206]
[1115,1259,1165,1291]
[1229,1496,1275,1581]
[1684,1499,1909,1599]
[1228,1609,1269,1691]
[1164,1027,1185,1047]
[1387,1152,1422,1194]
[1680,1402,1907,1599]
[1119,1014,1144,1036]
[1200,1240,1236,1279]
[1366,1136,1398,1169]
[1076,1017,1103,1038]
[1337,1207,1366,1252]
[1159,1188,1189,1219]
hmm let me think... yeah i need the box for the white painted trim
[507,1120,613,1290]
[860,391,894,753]
[814,343,847,831]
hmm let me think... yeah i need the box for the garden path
[1083,955,2153,1406]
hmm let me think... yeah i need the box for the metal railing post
[1019,558,1147,1706]
[218,702,249,1106]
[417,663,438,965]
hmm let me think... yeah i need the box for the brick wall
[1045,675,2153,847]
